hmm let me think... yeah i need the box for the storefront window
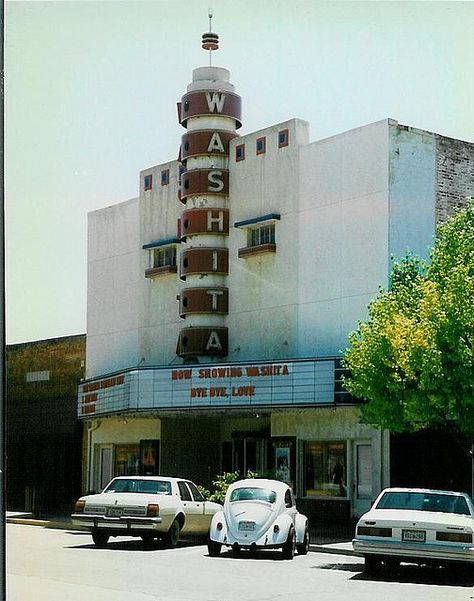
[115,444,140,476]
[304,441,347,497]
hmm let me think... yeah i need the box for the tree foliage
[344,203,474,438]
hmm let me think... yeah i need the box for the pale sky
[5,0,474,344]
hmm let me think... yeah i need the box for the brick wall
[436,136,474,223]
[6,334,86,514]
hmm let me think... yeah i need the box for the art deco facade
[79,37,474,519]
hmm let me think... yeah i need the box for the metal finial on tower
[202,8,219,66]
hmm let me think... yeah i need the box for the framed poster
[139,439,160,476]
[271,437,297,493]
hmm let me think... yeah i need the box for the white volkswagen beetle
[207,478,309,559]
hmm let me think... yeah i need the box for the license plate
[402,529,426,542]
[238,521,255,531]
[106,507,122,517]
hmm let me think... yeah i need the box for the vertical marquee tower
[176,14,242,361]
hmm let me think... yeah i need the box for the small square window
[144,174,153,191]
[278,129,289,148]
[236,144,245,162]
[152,246,176,269]
[161,169,170,186]
[256,137,266,155]
[248,223,275,247]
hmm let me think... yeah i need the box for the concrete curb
[309,543,359,557]
[7,517,358,557]
[7,517,88,532]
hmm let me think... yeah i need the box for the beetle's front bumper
[352,537,474,564]
[71,513,163,532]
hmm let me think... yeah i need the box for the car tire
[364,555,382,574]
[281,526,295,560]
[207,539,221,557]
[91,529,110,548]
[296,527,310,555]
[164,519,181,547]
[141,533,156,548]
[383,557,399,571]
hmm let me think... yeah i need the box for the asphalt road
[6,524,474,601]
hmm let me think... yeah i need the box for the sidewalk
[5,512,357,557]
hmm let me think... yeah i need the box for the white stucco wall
[139,161,183,365]
[91,417,161,445]
[86,198,141,377]
[227,119,309,361]
[297,119,391,357]
[86,118,455,374]
[388,122,437,263]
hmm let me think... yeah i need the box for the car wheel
[281,526,295,560]
[207,539,221,557]
[383,557,399,571]
[164,519,181,547]
[141,533,156,548]
[91,529,110,548]
[364,555,382,574]
[296,527,310,555]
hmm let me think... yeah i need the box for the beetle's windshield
[230,487,277,503]
[375,491,470,515]
[103,479,172,495]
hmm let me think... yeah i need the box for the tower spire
[202,8,219,66]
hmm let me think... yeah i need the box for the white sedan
[71,476,222,547]
[353,487,474,572]
[207,478,309,559]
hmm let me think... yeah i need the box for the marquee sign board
[77,358,336,418]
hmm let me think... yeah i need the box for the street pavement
[7,522,473,601]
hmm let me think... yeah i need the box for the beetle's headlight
[216,522,223,531]
[273,524,280,533]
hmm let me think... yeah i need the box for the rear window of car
[104,479,172,495]
[375,491,470,515]
[230,487,277,503]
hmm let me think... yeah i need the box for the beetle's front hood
[225,501,276,539]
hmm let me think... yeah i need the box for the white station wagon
[353,487,474,573]
[71,476,222,547]
[207,478,309,559]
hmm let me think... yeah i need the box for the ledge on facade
[142,237,180,250]
[234,213,281,228]
[238,243,277,258]
[145,266,178,278]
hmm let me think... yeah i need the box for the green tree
[344,203,474,438]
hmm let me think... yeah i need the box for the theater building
[79,27,474,519]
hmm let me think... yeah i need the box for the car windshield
[230,487,277,503]
[103,479,172,495]
[375,491,470,515]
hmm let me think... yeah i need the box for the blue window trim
[142,237,180,250]
[144,174,153,190]
[234,213,281,228]
[161,169,170,185]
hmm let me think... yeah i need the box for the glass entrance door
[232,438,266,475]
